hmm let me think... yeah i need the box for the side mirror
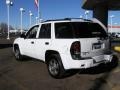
[20,33,26,38]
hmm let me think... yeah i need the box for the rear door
[35,23,51,61]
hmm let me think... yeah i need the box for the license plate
[93,43,101,49]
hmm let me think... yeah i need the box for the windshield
[55,22,108,38]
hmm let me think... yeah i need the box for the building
[108,26,120,34]
[82,0,120,27]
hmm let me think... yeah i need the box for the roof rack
[42,18,92,23]
[64,18,92,22]
[43,19,68,22]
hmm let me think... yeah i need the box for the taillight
[70,41,81,60]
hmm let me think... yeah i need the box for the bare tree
[0,23,7,34]
[0,22,14,34]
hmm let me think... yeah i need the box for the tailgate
[80,38,109,58]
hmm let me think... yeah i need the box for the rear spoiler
[91,18,107,32]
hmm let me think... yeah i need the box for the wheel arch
[13,44,23,55]
[13,44,19,52]
[45,50,66,78]
[45,50,60,63]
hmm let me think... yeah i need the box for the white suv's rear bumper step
[61,54,113,69]
[92,55,113,63]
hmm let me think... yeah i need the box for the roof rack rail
[43,19,67,22]
[64,18,92,21]
[41,18,92,23]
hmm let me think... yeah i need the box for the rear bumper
[61,54,113,70]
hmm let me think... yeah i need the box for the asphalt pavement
[0,38,120,90]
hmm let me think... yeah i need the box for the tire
[46,54,66,79]
[109,55,118,68]
[14,46,23,60]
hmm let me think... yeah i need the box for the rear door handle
[31,41,34,44]
[45,42,49,45]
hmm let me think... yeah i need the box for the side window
[26,25,39,39]
[55,23,73,38]
[39,24,51,38]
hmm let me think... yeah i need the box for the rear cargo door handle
[45,42,49,45]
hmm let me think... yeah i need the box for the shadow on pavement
[79,55,118,75]
[57,57,119,79]
[0,44,13,49]
[78,56,119,90]
[88,72,110,90]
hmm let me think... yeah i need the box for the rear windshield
[55,22,108,38]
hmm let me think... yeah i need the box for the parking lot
[0,38,120,90]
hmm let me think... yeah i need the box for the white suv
[13,18,114,78]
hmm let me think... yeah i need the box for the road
[0,45,120,90]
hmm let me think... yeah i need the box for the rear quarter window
[55,22,108,39]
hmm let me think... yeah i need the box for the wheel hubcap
[49,59,59,76]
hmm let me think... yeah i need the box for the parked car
[110,32,114,37]
[115,33,120,38]
[13,18,115,78]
